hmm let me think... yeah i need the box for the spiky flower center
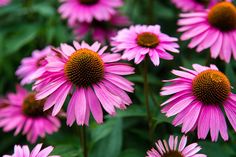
[80,0,99,5]
[137,32,159,48]
[192,70,231,105]
[162,151,184,157]
[64,48,104,87]
[23,93,46,117]
[208,2,236,31]
[195,0,209,5]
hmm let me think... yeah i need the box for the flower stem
[143,58,152,141]
[81,126,88,157]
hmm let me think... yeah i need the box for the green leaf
[52,145,81,157]
[115,105,146,118]
[1,24,38,56]
[31,3,55,17]
[119,149,145,157]
[225,63,236,93]
[90,120,114,144]
[90,118,123,157]
[199,141,234,157]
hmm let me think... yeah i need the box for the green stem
[205,51,211,66]
[143,58,152,141]
[151,90,159,108]
[81,126,88,157]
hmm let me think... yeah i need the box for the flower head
[172,0,231,12]
[111,25,179,66]
[160,64,236,141]
[178,2,236,63]
[72,13,131,44]
[34,41,134,126]
[16,46,53,85]
[58,0,123,25]
[146,135,206,157]
[3,144,59,157]
[0,85,61,143]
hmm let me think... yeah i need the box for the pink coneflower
[178,1,236,63]
[0,97,10,109]
[34,41,134,126]
[147,135,206,157]
[16,46,53,85]
[58,0,123,25]
[72,13,131,44]
[0,86,61,143]
[0,0,10,6]
[160,64,236,141]
[111,25,179,66]
[3,144,59,157]
[171,0,231,12]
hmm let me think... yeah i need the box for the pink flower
[0,0,10,6]
[171,0,231,12]
[72,13,131,44]
[58,0,123,25]
[0,85,61,143]
[111,25,179,66]
[16,46,53,85]
[160,64,236,141]
[178,2,236,63]
[147,135,206,157]
[34,41,134,126]
[3,144,59,157]
[0,97,10,109]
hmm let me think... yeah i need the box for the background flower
[0,85,61,143]
[3,144,59,157]
[0,0,10,7]
[147,135,206,157]
[178,2,236,63]
[16,46,53,85]
[0,97,9,109]
[72,13,131,44]
[58,0,123,25]
[1,0,236,156]
[111,25,179,66]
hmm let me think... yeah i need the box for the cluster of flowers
[1,0,236,156]
[58,0,131,44]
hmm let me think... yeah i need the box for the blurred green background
[1,0,236,156]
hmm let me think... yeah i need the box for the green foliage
[1,0,236,157]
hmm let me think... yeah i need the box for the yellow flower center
[137,32,159,48]
[23,93,46,117]
[192,70,231,105]
[162,151,184,157]
[80,0,99,5]
[64,48,104,87]
[208,2,236,31]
